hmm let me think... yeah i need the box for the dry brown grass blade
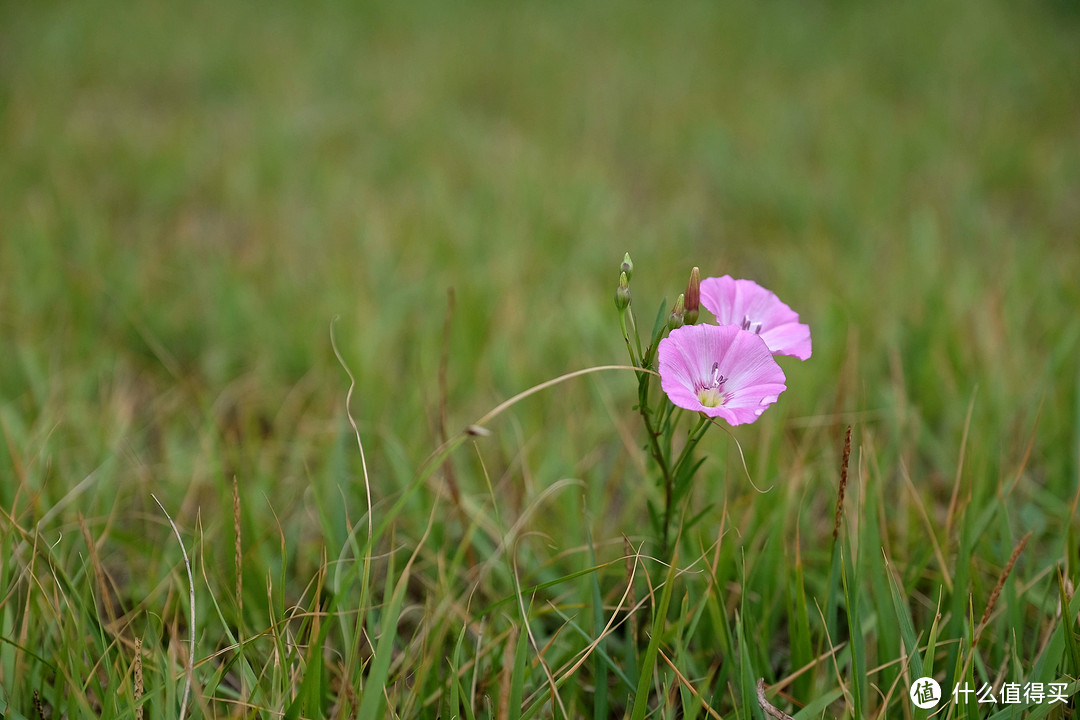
[134,636,144,720]
[472,365,655,429]
[545,542,645,684]
[833,425,852,540]
[78,512,118,628]
[658,647,723,719]
[330,316,372,545]
[233,476,242,621]
[757,678,795,720]
[975,532,1031,643]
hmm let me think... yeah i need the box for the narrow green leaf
[630,551,679,720]
[650,299,669,349]
[449,625,466,718]
[457,678,479,720]
[886,554,923,681]
[508,627,529,720]
[840,546,866,719]
[1056,568,1080,677]
[283,644,323,720]
[357,570,409,720]
[0,696,33,720]
[736,613,762,720]
[946,522,973,689]
[789,557,814,705]
[919,589,944,720]
[673,457,708,504]
[791,687,844,719]
[547,603,636,691]
[824,537,843,648]
[476,561,621,618]
[1033,568,1080,680]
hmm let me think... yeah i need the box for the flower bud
[614,271,631,310]
[620,252,634,281]
[684,266,700,325]
[668,293,685,330]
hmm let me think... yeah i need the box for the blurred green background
[4,0,1080,581]
[4,0,1080,591]
[5,1,1078,411]
[2,0,1080,713]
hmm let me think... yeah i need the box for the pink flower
[658,324,787,425]
[699,275,812,360]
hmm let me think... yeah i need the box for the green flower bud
[620,252,634,281]
[615,271,631,310]
[668,293,685,330]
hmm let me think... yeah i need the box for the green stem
[626,306,644,362]
[660,415,709,555]
[637,370,674,554]
[618,311,639,367]
[659,405,681,459]
[637,319,683,555]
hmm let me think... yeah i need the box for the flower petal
[760,322,812,361]
[699,275,812,360]
[658,324,787,425]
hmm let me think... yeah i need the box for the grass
[2,0,1080,717]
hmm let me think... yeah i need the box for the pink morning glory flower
[658,324,787,425]
[699,275,812,360]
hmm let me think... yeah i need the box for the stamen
[697,362,728,407]
[741,315,763,334]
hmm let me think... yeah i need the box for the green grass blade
[630,552,678,720]
[737,613,761,720]
[886,553,923,681]
[824,535,843,650]
[788,553,814,705]
[840,546,866,719]
[449,625,467,718]
[1056,567,1080,677]
[357,569,409,720]
[508,626,529,720]
[547,602,635,691]
[1032,570,1080,681]
[791,687,844,720]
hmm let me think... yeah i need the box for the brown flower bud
[684,266,700,325]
